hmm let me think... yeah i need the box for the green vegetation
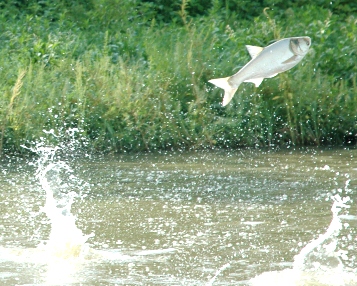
[0,0,356,154]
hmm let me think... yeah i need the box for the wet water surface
[1,147,357,285]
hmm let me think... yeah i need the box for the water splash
[36,152,92,258]
[250,194,357,286]
[23,129,93,259]
[293,194,349,271]
[205,263,231,286]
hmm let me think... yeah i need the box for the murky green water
[1,148,357,285]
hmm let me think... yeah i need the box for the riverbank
[0,1,356,154]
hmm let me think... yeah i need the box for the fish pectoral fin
[208,77,239,106]
[244,77,264,87]
[282,55,298,64]
[245,45,264,59]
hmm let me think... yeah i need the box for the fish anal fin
[244,77,264,87]
[282,55,298,64]
[267,73,278,78]
[246,45,264,59]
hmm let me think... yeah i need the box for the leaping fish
[209,36,311,106]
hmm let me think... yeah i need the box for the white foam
[250,267,357,286]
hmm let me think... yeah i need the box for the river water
[0,143,357,285]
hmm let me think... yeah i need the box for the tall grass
[0,2,356,155]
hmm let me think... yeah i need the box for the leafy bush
[0,1,356,155]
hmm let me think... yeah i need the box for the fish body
[209,36,311,106]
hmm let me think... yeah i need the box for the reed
[0,2,356,154]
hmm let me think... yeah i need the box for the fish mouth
[290,37,311,55]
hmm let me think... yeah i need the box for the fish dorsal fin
[244,78,264,87]
[246,45,264,59]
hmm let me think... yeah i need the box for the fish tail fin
[208,77,238,106]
